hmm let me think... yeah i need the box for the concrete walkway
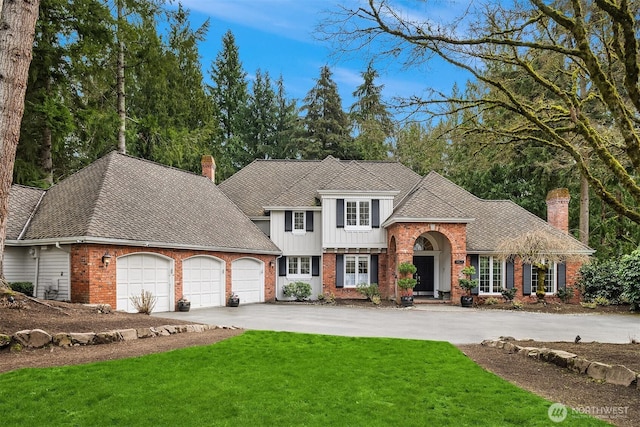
[154,303,640,344]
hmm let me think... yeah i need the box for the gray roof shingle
[7,185,46,240]
[13,152,279,253]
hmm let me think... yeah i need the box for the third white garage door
[182,256,224,308]
[231,258,263,304]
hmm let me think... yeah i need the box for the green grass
[0,331,606,426]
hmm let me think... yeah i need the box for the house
[5,152,592,311]
[5,152,280,312]
[219,156,593,303]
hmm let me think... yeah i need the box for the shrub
[580,301,597,309]
[371,295,381,305]
[484,297,500,305]
[576,259,624,304]
[283,281,312,301]
[619,249,640,311]
[512,300,524,310]
[501,287,517,302]
[458,266,478,296]
[129,290,156,315]
[555,286,575,304]
[398,262,417,276]
[594,296,610,306]
[356,283,380,301]
[9,282,33,296]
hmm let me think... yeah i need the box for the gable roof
[8,152,280,254]
[386,171,592,254]
[220,156,422,215]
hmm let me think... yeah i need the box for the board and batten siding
[270,210,322,255]
[3,247,36,283]
[322,197,393,249]
[35,245,71,300]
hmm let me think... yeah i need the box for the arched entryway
[412,232,452,299]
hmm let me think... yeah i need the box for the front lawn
[0,331,606,426]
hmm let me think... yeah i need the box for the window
[288,256,311,277]
[293,211,305,233]
[344,255,369,287]
[479,256,504,294]
[532,263,555,294]
[345,200,370,229]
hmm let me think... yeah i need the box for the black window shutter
[336,199,344,228]
[278,257,287,277]
[372,199,380,228]
[506,261,515,289]
[312,256,320,276]
[370,254,378,284]
[523,264,532,295]
[306,211,314,232]
[284,211,292,232]
[557,263,566,290]
[336,254,344,288]
[470,254,479,295]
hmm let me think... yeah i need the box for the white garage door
[116,254,172,313]
[231,258,263,304]
[183,256,224,308]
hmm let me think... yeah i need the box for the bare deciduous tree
[325,0,640,224]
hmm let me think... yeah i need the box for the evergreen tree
[273,76,302,159]
[245,69,277,160]
[208,30,249,178]
[301,65,355,160]
[350,62,394,160]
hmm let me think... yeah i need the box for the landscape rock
[13,329,52,348]
[95,331,121,344]
[52,333,72,347]
[118,329,138,341]
[586,361,611,381]
[568,357,591,374]
[547,350,577,368]
[136,327,156,339]
[0,334,11,348]
[605,365,637,387]
[70,332,96,345]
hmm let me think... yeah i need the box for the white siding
[277,277,322,301]
[270,210,322,255]
[36,246,70,301]
[3,247,35,283]
[253,218,270,237]
[321,197,393,249]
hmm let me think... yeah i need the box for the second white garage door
[182,256,224,308]
[231,258,263,304]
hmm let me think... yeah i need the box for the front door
[413,256,434,297]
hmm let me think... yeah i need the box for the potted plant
[458,265,478,307]
[227,293,240,307]
[177,296,191,312]
[397,261,417,307]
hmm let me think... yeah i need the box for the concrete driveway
[154,303,640,344]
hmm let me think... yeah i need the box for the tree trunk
[41,78,52,185]
[579,172,589,245]
[0,0,41,279]
[116,0,126,154]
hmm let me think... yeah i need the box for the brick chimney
[201,155,216,183]
[546,188,570,234]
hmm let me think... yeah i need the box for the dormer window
[346,200,370,230]
[293,211,305,233]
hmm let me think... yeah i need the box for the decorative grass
[0,331,606,426]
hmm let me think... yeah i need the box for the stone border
[481,338,640,390]
[0,324,239,350]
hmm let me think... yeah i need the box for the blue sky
[173,0,472,116]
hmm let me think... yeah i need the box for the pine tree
[350,63,394,160]
[301,65,355,160]
[208,30,249,178]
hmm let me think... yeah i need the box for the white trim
[6,236,281,255]
[287,256,312,278]
[381,217,475,227]
[343,254,370,288]
[292,211,306,234]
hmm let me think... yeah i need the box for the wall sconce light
[101,252,112,268]
[269,261,275,268]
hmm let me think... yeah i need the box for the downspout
[33,248,40,299]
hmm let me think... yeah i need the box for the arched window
[414,236,434,251]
